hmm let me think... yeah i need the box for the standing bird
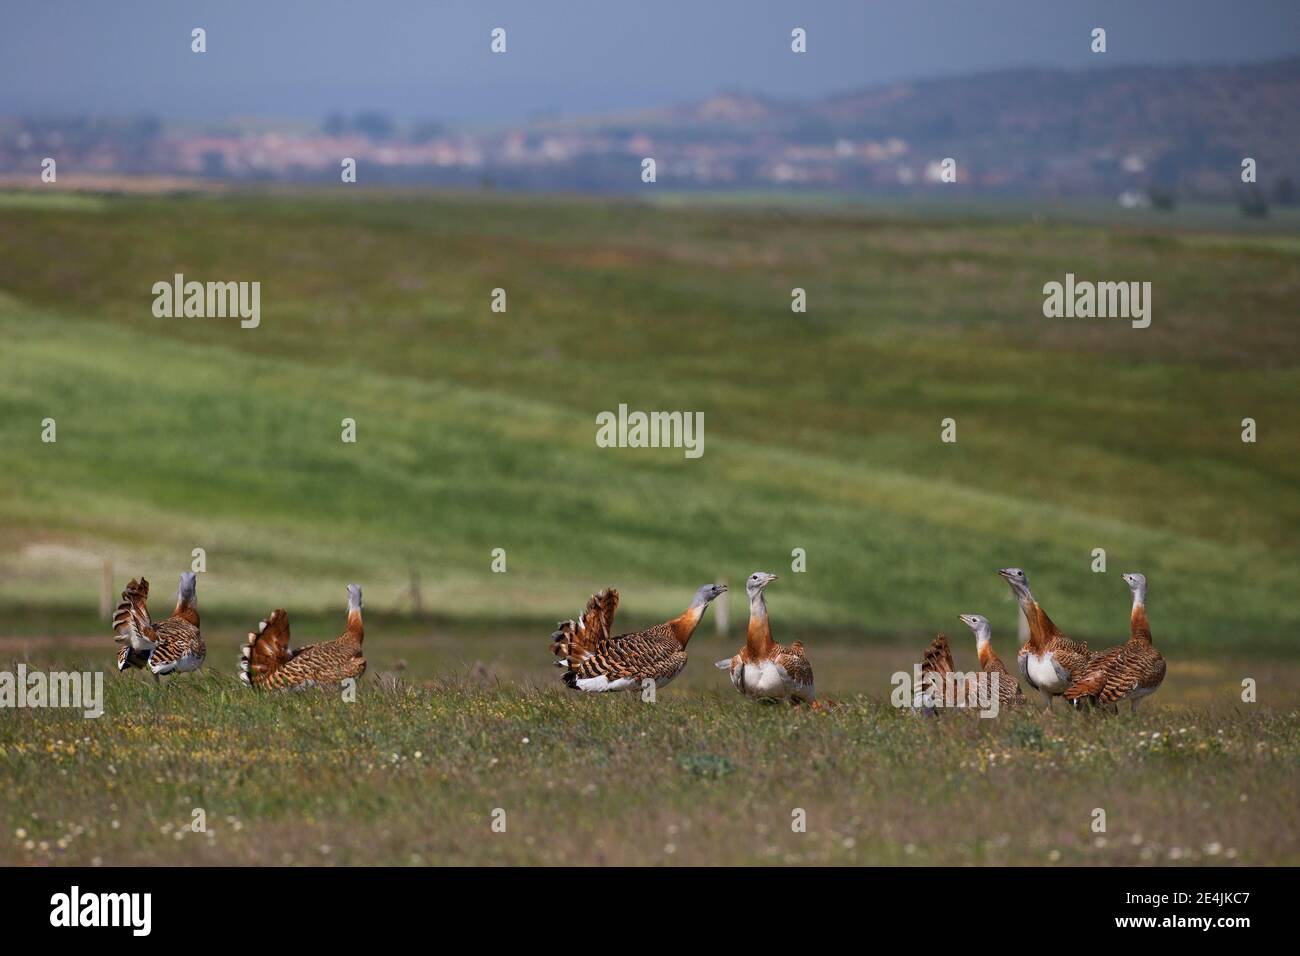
[113,573,205,679]
[715,572,815,705]
[999,567,1092,710]
[550,583,726,692]
[1064,573,1167,712]
[958,613,1025,709]
[239,585,367,690]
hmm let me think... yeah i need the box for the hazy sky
[3,0,1298,122]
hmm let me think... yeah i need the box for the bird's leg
[1130,698,1140,714]
[1042,693,1054,712]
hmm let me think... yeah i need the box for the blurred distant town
[3,59,1297,205]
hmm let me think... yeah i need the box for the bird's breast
[1027,652,1068,692]
[734,659,793,698]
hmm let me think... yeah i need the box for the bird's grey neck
[1010,582,1035,613]
[1130,584,1147,610]
[689,591,711,610]
[973,622,992,643]
[748,591,767,617]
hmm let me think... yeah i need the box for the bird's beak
[997,568,1013,579]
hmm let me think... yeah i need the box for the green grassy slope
[0,190,1296,648]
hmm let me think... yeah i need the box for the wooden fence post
[100,559,113,621]
[409,567,423,617]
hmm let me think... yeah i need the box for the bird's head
[347,584,363,610]
[1000,566,1035,599]
[745,571,778,596]
[958,613,991,642]
[1121,572,1147,602]
[691,583,727,608]
[177,571,198,606]
[997,567,1028,588]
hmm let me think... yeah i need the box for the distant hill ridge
[587,57,1300,196]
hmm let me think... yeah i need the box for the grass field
[3,636,1299,866]
[0,188,1297,865]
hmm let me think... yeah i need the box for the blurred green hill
[0,190,1296,649]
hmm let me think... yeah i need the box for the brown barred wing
[265,638,366,690]
[984,656,1025,707]
[1052,636,1093,681]
[148,618,205,675]
[640,643,689,686]
[563,630,686,692]
[1063,644,1123,702]
[776,643,815,701]
[1096,644,1166,705]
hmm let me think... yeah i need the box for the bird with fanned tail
[550,583,726,692]
[912,632,974,714]
[715,572,815,705]
[1064,572,1167,712]
[239,585,367,690]
[113,573,205,679]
